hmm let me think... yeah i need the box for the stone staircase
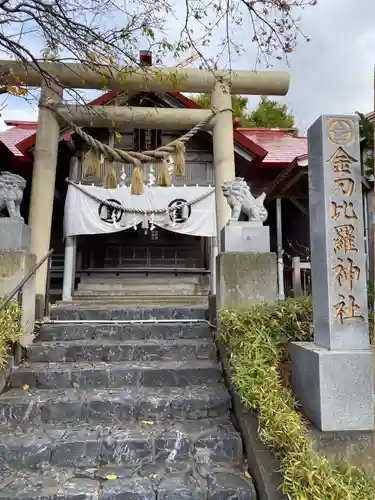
[0,305,257,499]
[71,274,210,307]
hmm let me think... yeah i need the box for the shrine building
[0,63,371,305]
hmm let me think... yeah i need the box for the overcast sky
[0,0,374,134]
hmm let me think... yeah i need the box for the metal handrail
[0,248,54,312]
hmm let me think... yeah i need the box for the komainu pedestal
[0,218,30,250]
[217,252,277,311]
[220,222,270,253]
[217,178,277,311]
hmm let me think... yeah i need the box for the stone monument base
[0,218,30,250]
[308,423,373,474]
[0,250,37,347]
[220,222,270,253]
[217,252,277,311]
[290,342,373,431]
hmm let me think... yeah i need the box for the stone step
[80,273,207,282]
[11,360,222,389]
[77,279,208,289]
[28,339,216,363]
[68,297,209,307]
[50,306,207,321]
[38,322,211,342]
[0,419,244,470]
[0,385,230,424]
[74,288,208,297]
[0,465,256,499]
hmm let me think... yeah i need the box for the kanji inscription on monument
[308,115,369,350]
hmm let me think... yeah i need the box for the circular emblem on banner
[327,119,354,145]
[168,198,191,223]
[98,198,124,224]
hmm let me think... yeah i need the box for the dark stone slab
[157,474,205,500]
[0,420,244,470]
[10,361,221,389]
[50,306,207,321]
[154,429,191,461]
[101,477,156,499]
[38,322,212,342]
[195,428,243,466]
[27,339,215,363]
[141,362,222,388]
[0,468,257,499]
[207,471,257,499]
[0,468,100,499]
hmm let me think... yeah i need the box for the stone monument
[0,171,30,250]
[217,178,277,311]
[290,115,373,431]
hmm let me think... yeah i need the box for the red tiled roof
[239,128,307,166]
[0,123,37,158]
[4,120,37,128]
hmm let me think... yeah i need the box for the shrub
[220,297,372,500]
[0,299,22,367]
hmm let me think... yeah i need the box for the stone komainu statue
[222,177,268,224]
[0,171,26,220]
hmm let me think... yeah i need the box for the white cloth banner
[64,183,217,238]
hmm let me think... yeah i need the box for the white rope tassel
[148,164,156,186]
[120,210,127,227]
[142,213,149,231]
[111,210,118,227]
[150,212,155,231]
[120,165,126,186]
[168,155,175,177]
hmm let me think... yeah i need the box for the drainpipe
[363,189,370,280]
[276,198,285,300]
[62,236,77,301]
[210,237,218,296]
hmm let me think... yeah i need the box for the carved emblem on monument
[221,177,268,224]
[0,171,26,220]
[327,118,355,145]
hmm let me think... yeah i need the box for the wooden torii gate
[0,61,290,301]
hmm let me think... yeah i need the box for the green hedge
[220,297,372,500]
[0,300,22,367]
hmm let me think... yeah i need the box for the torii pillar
[211,81,235,245]
[28,82,62,308]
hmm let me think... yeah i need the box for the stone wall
[0,250,37,347]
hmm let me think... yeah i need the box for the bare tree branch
[0,0,317,108]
